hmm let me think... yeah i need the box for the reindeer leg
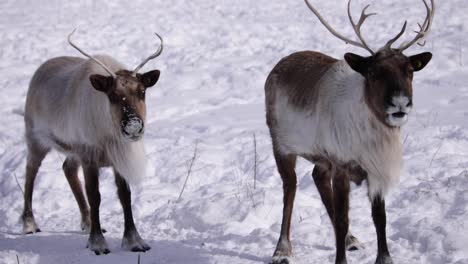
[63,157,90,232]
[312,165,335,222]
[22,139,49,234]
[83,164,109,255]
[114,171,150,252]
[333,168,350,264]
[272,151,297,264]
[371,195,393,264]
[312,165,363,251]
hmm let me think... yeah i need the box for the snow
[0,0,467,263]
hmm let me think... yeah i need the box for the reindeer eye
[138,89,146,99]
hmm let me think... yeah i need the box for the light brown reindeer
[22,29,162,255]
[265,0,434,263]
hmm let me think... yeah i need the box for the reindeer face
[89,69,160,141]
[345,50,432,128]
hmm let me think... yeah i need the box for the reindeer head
[345,49,431,127]
[89,69,160,140]
[68,30,163,141]
[305,0,434,127]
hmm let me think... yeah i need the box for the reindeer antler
[304,0,375,55]
[347,2,376,55]
[132,33,164,76]
[397,0,435,51]
[383,21,408,50]
[304,0,435,54]
[68,28,116,78]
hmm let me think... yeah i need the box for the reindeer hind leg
[83,164,109,255]
[312,164,363,252]
[22,135,49,234]
[272,150,297,264]
[62,157,91,232]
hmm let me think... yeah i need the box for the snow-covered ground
[0,0,467,263]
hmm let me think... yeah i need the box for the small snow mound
[11,107,24,116]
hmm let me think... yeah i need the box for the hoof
[92,248,110,255]
[271,256,292,264]
[23,216,40,234]
[272,238,292,264]
[24,228,41,234]
[346,234,364,251]
[122,230,151,252]
[87,234,110,255]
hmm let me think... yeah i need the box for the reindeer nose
[390,96,411,109]
[122,117,144,137]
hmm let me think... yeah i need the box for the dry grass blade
[253,133,258,190]
[14,172,24,196]
[177,141,199,201]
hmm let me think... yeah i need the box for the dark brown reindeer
[265,0,434,263]
[22,29,162,254]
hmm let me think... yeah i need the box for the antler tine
[67,28,116,78]
[383,21,407,50]
[347,1,376,55]
[304,0,374,55]
[419,0,432,29]
[132,33,164,75]
[416,0,432,46]
[356,5,376,28]
[398,0,435,51]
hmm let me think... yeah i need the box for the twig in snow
[137,254,141,264]
[402,133,409,145]
[460,46,464,67]
[252,133,258,190]
[177,141,199,201]
[246,182,257,209]
[14,172,24,196]
[16,255,20,264]
[420,141,444,182]
[428,141,443,169]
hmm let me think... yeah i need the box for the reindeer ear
[89,74,114,92]
[344,53,369,75]
[410,52,432,72]
[138,70,160,88]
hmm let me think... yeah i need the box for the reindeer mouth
[122,129,143,141]
[386,111,409,127]
[391,112,406,118]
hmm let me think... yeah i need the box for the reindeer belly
[272,95,320,155]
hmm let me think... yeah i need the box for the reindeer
[265,0,434,263]
[21,29,162,255]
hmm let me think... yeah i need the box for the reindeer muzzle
[121,114,144,140]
